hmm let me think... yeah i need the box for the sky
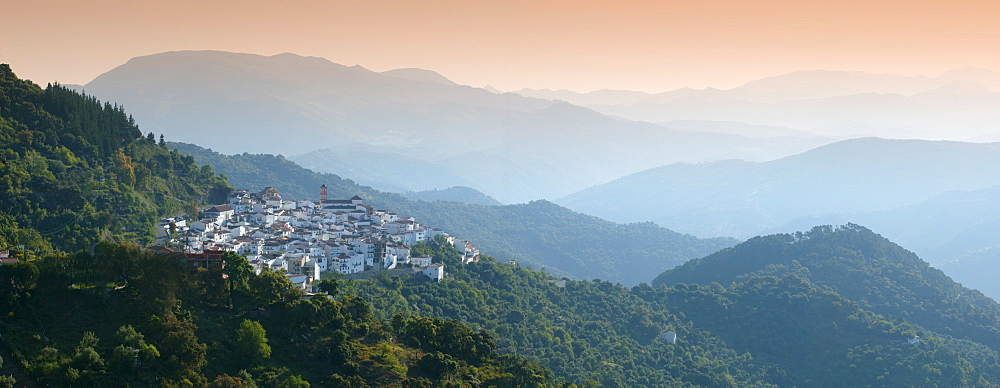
[2,0,999,92]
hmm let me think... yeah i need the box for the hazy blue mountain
[655,120,827,139]
[727,70,941,102]
[291,146,478,193]
[83,50,551,156]
[518,68,1000,140]
[519,70,948,104]
[404,186,503,206]
[590,92,960,139]
[80,50,833,203]
[557,138,1000,238]
[171,142,736,285]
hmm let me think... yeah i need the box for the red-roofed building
[205,205,235,221]
[184,248,225,270]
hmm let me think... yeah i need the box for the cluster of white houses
[156,185,480,288]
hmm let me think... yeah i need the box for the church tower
[320,184,328,201]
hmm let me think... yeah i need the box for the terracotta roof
[207,205,234,213]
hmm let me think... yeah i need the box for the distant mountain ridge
[517,67,1000,140]
[380,68,458,85]
[404,186,503,206]
[518,67,1000,104]
[557,138,1000,238]
[80,50,833,203]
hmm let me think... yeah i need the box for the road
[154,220,169,246]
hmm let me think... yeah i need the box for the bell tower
[319,184,328,201]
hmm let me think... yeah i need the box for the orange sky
[2,0,998,92]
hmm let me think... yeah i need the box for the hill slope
[0,64,231,252]
[346,229,1000,386]
[403,186,503,206]
[772,185,1000,301]
[653,224,1000,352]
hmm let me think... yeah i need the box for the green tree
[110,325,160,373]
[223,251,253,293]
[277,375,310,388]
[413,351,460,381]
[236,319,271,365]
[317,278,339,296]
[0,260,39,302]
[249,269,301,306]
[209,374,253,387]
[150,313,207,382]
[0,355,12,387]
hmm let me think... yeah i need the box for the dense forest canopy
[0,64,231,253]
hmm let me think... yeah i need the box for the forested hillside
[342,226,1000,386]
[773,185,1000,301]
[344,240,781,386]
[0,64,231,252]
[345,233,1000,386]
[170,142,735,285]
[654,224,1000,355]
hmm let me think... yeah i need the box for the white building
[659,331,678,344]
[421,263,445,282]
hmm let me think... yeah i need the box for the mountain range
[516,67,1000,141]
[64,51,1000,301]
[73,50,833,203]
[557,137,1000,235]
[555,137,1000,299]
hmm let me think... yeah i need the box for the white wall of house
[421,264,444,281]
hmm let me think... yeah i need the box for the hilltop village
[157,185,480,288]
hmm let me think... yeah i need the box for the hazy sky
[2,0,998,92]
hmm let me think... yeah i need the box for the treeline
[0,65,231,252]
